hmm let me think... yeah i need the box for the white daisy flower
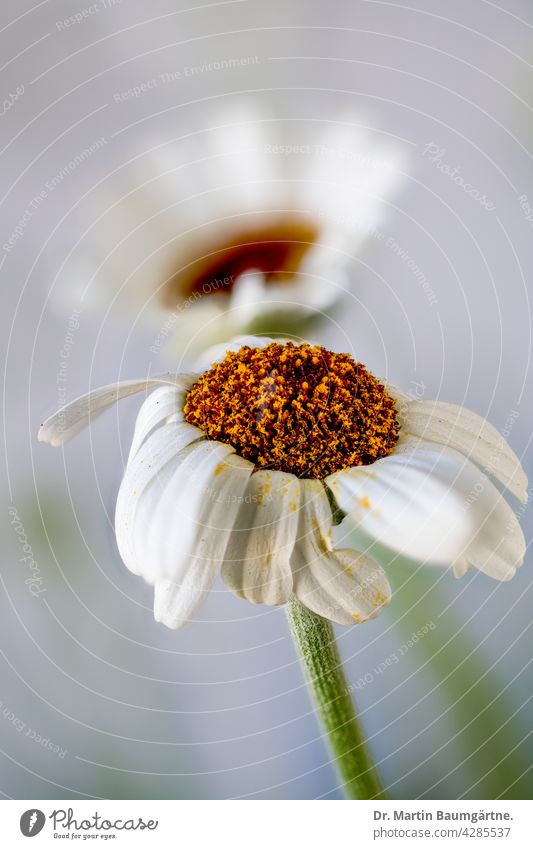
[38,337,527,629]
[67,106,403,360]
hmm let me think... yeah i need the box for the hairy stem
[287,596,386,800]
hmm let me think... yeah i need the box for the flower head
[38,338,527,629]
[63,106,403,360]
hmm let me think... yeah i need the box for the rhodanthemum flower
[65,106,403,360]
[38,338,527,629]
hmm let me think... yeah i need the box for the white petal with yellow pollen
[398,399,528,503]
[127,381,198,461]
[222,470,300,605]
[134,441,254,584]
[38,375,194,447]
[328,445,526,576]
[326,449,484,565]
[116,421,204,576]
[291,481,391,625]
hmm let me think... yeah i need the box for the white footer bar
[1,799,529,847]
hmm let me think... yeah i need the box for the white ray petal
[306,119,404,255]
[135,441,253,584]
[38,374,196,447]
[228,270,268,326]
[115,421,204,576]
[153,567,216,630]
[398,399,528,503]
[128,380,198,461]
[291,480,391,625]
[327,444,526,576]
[222,470,299,605]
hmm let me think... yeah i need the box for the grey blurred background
[1,0,532,799]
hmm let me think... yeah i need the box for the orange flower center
[184,342,399,478]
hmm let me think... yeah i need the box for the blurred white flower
[38,337,526,629]
[66,107,404,360]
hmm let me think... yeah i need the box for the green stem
[286,595,386,800]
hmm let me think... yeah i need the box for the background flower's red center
[163,217,319,307]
